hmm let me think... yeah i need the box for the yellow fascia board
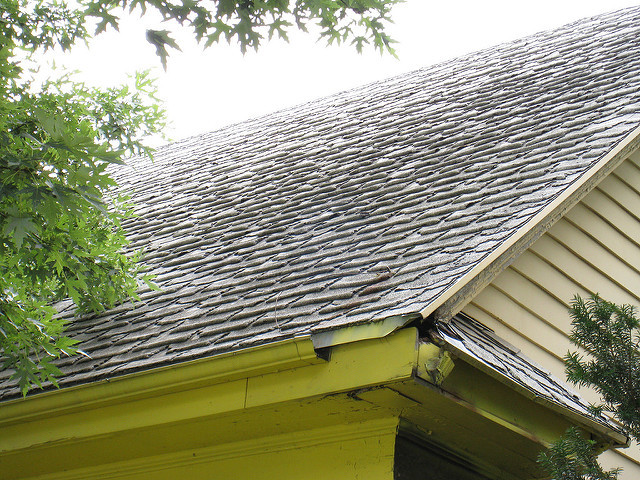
[0,328,420,454]
[437,340,627,447]
[247,327,419,407]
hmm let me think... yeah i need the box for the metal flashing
[311,313,421,349]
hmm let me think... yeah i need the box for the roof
[3,6,640,400]
[433,314,626,444]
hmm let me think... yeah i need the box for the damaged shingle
[433,314,619,431]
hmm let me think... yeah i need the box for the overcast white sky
[55,1,640,143]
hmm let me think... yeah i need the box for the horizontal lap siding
[462,155,640,475]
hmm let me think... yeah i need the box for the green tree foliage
[1,1,165,394]
[539,427,620,480]
[540,295,640,479]
[100,0,401,67]
[1,0,400,395]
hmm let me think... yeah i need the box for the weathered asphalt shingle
[434,314,620,433]
[2,7,640,401]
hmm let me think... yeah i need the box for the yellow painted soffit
[0,335,321,425]
[425,126,640,322]
[442,341,628,447]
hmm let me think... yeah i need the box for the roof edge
[425,124,640,323]
[434,334,628,447]
[0,335,320,426]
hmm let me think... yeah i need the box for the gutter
[0,336,321,427]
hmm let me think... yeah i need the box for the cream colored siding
[471,283,570,360]
[462,153,640,475]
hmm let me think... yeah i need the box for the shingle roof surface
[3,6,640,398]
[435,314,622,435]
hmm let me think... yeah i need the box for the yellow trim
[0,336,321,426]
[0,327,606,480]
[0,328,419,454]
[33,418,400,480]
[442,332,628,446]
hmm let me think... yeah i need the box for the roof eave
[434,334,629,447]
